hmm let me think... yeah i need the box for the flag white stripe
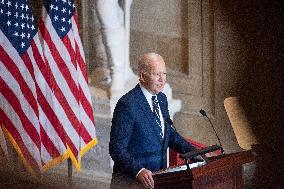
[67,30,76,51]
[41,143,52,164]
[0,31,37,99]
[29,37,68,157]
[78,70,93,104]
[34,33,45,58]
[43,39,80,109]
[31,40,81,151]
[41,17,94,143]
[80,106,96,139]
[0,94,42,168]
[32,58,80,148]
[72,17,95,123]
[72,17,94,116]
[40,107,66,153]
[42,9,78,83]
[40,107,67,164]
[72,17,86,62]
[0,62,40,134]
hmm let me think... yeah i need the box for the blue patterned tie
[152,96,163,138]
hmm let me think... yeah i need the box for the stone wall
[76,0,283,187]
[130,0,240,153]
[130,0,283,187]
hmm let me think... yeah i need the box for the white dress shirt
[139,84,165,137]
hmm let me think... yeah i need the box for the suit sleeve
[161,94,196,154]
[109,99,143,178]
[168,126,196,154]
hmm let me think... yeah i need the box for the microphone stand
[181,143,191,170]
[200,109,225,156]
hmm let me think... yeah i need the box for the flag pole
[68,158,72,184]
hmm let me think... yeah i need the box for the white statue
[95,0,181,118]
[96,0,135,98]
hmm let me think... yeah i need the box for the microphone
[199,109,225,155]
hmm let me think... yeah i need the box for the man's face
[141,60,167,94]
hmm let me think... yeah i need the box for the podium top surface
[153,150,254,183]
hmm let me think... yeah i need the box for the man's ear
[139,72,145,82]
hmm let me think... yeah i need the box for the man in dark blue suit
[109,53,196,188]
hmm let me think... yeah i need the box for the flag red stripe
[79,86,95,123]
[44,56,92,143]
[39,21,93,143]
[73,14,80,35]
[0,109,40,171]
[0,1,97,172]
[74,35,95,123]
[36,89,78,156]
[0,78,41,149]
[30,42,61,159]
[30,43,79,155]
[32,42,80,138]
[73,41,94,122]
[39,21,80,102]
[21,52,36,82]
[40,123,60,158]
[75,41,88,81]
[62,36,77,68]
[27,43,62,159]
[0,47,38,116]
[32,38,92,143]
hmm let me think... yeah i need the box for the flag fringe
[1,124,98,174]
[42,150,69,170]
[1,125,38,177]
[64,138,98,171]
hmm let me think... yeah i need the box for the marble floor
[0,161,257,189]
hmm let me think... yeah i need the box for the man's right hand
[137,168,154,189]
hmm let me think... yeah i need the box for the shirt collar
[139,84,156,107]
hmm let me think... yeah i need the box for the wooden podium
[153,151,254,189]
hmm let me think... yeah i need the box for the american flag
[39,0,97,170]
[0,0,97,173]
[0,0,43,174]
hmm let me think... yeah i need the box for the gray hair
[138,53,164,75]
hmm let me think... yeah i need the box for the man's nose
[158,74,166,81]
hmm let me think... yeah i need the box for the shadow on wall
[220,0,284,187]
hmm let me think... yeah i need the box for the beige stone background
[80,0,283,150]
[78,0,283,187]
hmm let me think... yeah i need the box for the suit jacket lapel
[157,94,168,121]
[134,85,163,145]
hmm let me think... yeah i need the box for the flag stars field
[0,0,37,53]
